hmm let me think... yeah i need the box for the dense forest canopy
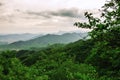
[0,0,120,80]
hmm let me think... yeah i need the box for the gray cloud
[27,11,51,18]
[49,9,83,18]
[26,8,84,19]
[0,2,3,6]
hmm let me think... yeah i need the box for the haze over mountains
[0,32,87,50]
[0,33,40,44]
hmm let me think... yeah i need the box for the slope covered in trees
[0,0,120,79]
[0,39,119,80]
[0,40,104,80]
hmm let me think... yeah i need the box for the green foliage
[65,39,94,63]
[74,0,120,79]
[75,0,120,41]
[0,41,99,80]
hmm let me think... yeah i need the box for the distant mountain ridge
[0,33,87,50]
[0,33,40,43]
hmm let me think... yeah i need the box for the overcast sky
[0,0,106,34]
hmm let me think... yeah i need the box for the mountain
[0,33,40,43]
[0,33,87,50]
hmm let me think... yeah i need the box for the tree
[74,0,120,78]
[74,0,120,42]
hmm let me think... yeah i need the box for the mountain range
[0,32,87,50]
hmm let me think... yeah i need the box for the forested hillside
[0,33,84,50]
[0,0,120,80]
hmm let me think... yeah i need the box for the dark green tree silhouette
[75,0,120,78]
[74,0,120,42]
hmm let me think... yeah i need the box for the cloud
[49,8,83,18]
[27,11,52,18]
[0,3,3,6]
[26,8,85,19]
[26,8,100,22]
[0,3,100,34]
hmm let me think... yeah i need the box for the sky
[0,0,106,34]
